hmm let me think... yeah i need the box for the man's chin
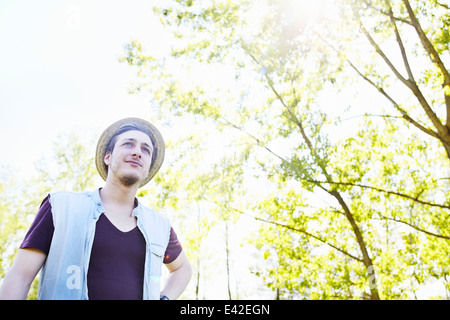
[119,173,142,187]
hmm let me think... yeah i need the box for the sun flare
[279,0,336,28]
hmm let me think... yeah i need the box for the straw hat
[95,117,165,187]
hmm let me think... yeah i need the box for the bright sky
[0,0,171,179]
[1,0,444,299]
[0,0,366,179]
[0,1,268,299]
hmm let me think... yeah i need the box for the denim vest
[37,189,171,300]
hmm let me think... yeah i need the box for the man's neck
[99,180,138,210]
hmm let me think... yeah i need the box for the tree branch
[245,50,316,157]
[308,179,450,210]
[363,0,413,26]
[436,1,449,10]
[229,206,365,263]
[359,21,411,88]
[315,31,441,140]
[327,189,380,299]
[265,74,316,154]
[347,58,440,139]
[402,0,450,121]
[358,12,447,138]
[402,0,450,88]
[378,215,450,240]
[385,0,416,83]
[333,113,403,124]
[218,116,288,164]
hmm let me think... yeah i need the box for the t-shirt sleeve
[163,227,183,264]
[20,195,55,255]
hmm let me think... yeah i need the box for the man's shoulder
[50,190,93,196]
[137,204,170,226]
[140,205,168,218]
[50,190,96,200]
[49,190,98,210]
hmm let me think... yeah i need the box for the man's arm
[160,250,192,300]
[0,248,46,300]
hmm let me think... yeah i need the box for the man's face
[104,130,154,187]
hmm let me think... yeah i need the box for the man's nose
[131,148,142,158]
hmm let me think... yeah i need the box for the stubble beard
[110,162,143,187]
[119,173,141,187]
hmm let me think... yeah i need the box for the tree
[122,0,450,299]
[0,167,28,282]
[33,132,98,194]
[0,132,98,299]
[330,0,450,158]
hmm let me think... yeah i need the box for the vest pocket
[150,243,165,258]
[147,243,165,299]
[149,243,165,278]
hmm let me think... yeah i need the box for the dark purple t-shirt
[20,195,182,300]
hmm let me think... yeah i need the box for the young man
[0,117,192,300]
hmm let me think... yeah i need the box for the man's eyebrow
[122,138,153,149]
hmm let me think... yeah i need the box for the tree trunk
[330,190,380,300]
[225,222,232,300]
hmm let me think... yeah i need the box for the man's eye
[142,148,150,154]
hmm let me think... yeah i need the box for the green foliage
[0,132,98,299]
[119,0,450,299]
[0,168,27,278]
[33,132,97,194]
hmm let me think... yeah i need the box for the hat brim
[95,117,165,188]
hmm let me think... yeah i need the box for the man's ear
[104,152,111,166]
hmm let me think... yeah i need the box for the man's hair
[104,121,156,170]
